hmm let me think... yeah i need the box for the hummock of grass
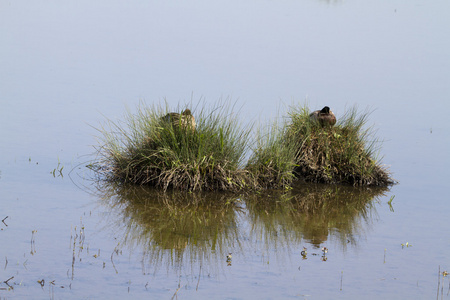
[92,102,253,192]
[245,120,299,190]
[286,105,394,186]
[92,102,394,192]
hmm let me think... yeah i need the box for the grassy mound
[93,102,252,191]
[286,105,394,186]
[246,104,394,188]
[92,101,394,191]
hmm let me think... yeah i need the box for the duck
[309,106,336,127]
[162,109,196,131]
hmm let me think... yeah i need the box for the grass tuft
[286,105,394,186]
[92,101,253,192]
[245,118,299,190]
[91,101,395,191]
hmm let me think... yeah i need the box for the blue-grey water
[1,0,450,299]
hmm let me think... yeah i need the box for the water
[1,0,450,299]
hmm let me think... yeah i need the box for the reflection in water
[96,182,387,275]
[97,183,243,274]
[244,184,388,251]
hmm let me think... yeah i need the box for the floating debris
[401,242,412,249]
[226,253,232,266]
[37,279,45,287]
[301,247,307,259]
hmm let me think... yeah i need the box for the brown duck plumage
[309,106,336,127]
[163,109,196,130]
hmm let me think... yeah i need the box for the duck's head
[182,109,192,116]
[320,106,331,114]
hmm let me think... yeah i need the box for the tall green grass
[286,105,394,186]
[92,101,394,191]
[93,101,253,191]
[245,118,300,189]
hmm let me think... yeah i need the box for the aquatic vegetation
[387,195,395,212]
[246,104,394,189]
[92,101,394,191]
[437,266,449,299]
[92,101,253,191]
[387,195,395,205]
[401,242,412,249]
[286,105,394,186]
[51,158,64,178]
[245,119,299,190]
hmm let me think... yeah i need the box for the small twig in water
[31,230,37,255]
[2,216,8,226]
[447,279,449,296]
[111,249,118,274]
[196,265,202,291]
[387,195,395,212]
[38,278,45,287]
[437,265,441,300]
[171,285,183,300]
[340,271,343,291]
[4,256,7,270]
[4,276,14,286]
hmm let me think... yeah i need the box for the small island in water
[90,101,395,192]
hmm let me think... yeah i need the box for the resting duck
[163,109,196,131]
[309,106,336,127]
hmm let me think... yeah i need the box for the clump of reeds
[245,119,300,190]
[92,101,394,192]
[286,105,394,186]
[92,102,253,192]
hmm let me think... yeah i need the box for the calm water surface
[1,0,450,299]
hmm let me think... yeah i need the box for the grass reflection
[97,182,243,273]
[96,182,388,275]
[244,184,388,249]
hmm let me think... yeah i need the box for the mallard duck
[309,106,336,127]
[162,109,196,130]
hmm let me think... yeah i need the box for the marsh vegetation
[92,101,394,191]
[92,102,252,191]
[286,106,394,186]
